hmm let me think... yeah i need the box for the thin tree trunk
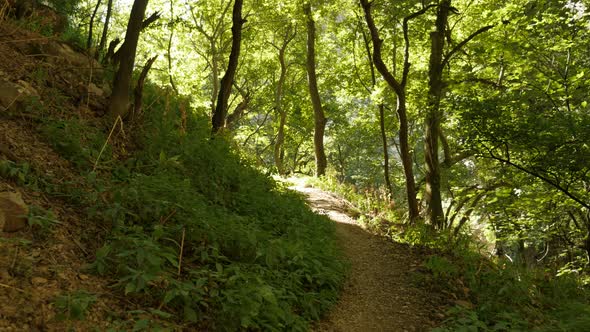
[98,0,113,59]
[87,0,103,50]
[273,27,296,176]
[360,0,420,222]
[425,0,450,229]
[360,23,392,195]
[304,3,327,177]
[167,0,178,94]
[211,0,244,134]
[107,0,149,121]
[133,55,158,117]
[378,103,393,194]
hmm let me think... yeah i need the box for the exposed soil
[291,181,447,332]
[0,19,125,331]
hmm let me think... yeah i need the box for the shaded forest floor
[289,179,448,331]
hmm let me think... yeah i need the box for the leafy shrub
[54,290,97,320]
[428,249,590,331]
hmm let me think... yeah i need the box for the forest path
[289,180,443,332]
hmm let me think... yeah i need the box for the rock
[0,79,40,112]
[0,191,29,232]
[454,299,474,309]
[87,83,104,97]
[31,276,48,286]
[16,80,39,96]
[0,80,22,111]
[43,41,101,70]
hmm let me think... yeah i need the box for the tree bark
[425,0,450,229]
[360,0,420,222]
[273,27,296,176]
[167,0,178,94]
[211,0,244,134]
[360,22,393,195]
[133,55,158,118]
[141,11,161,30]
[97,0,113,60]
[87,0,103,51]
[304,3,327,177]
[107,0,149,121]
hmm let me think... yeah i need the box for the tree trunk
[425,0,450,229]
[211,0,244,134]
[378,103,393,194]
[97,0,113,59]
[87,0,103,51]
[133,55,158,118]
[360,23,393,195]
[273,28,296,176]
[360,0,419,222]
[167,0,178,94]
[107,0,149,121]
[304,3,327,177]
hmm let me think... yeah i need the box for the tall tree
[304,2,327,177]
[211,0,245,134]
[272,26,297,175]
[424,0,451,228]
[167,0,178,94]
[189,0,233,117]
[425,0,494,228]
[107,0,149,120]
[357,18,393,196]
[98,0,113,59]
[87,0,103,50]
[360,0,429,223]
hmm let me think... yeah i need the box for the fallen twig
[0,282,26,293]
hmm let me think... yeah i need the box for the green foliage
[0,160,36,187]
[425,247,590,331]
[39,118,111,169]
[85,86,346,330]
[27,205,59,240]
[54,290,97,321]
[425,255,459,279]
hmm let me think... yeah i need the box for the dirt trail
[292,183,443,332]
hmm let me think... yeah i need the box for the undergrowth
[428,247,590,331]
[31,86,346,330]
[305,174,403,233]
[309,174,590,331]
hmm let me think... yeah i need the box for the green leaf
[125,282,136,295]
[183,305,198,322]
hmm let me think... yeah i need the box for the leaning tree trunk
[133,55,158,118]
[211,0,244,134]
[304,3,327,177]
[97,0,113,59]
[87,0,103,50]
[425,0,450,229]
[360,0,420,222]
[107,0,149,121]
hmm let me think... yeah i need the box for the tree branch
[402,5,435,88]
[442,24,495,68]
[488,149,590,210]
[142,11,162,30]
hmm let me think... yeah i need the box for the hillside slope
[0,18,345,331]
